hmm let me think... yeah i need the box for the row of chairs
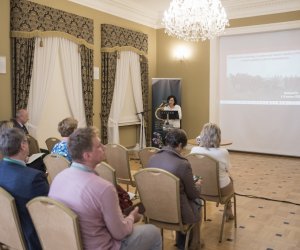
[0,143,237,249]
[43,154,117,186]
[105,144,237,244]
[26,136,60,156]
[0,165,195,250]
[0,158,236,250]
[105,144,159,191]
[0,161,118,250]
[0,187,83,250]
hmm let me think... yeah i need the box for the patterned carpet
[230,152,300,205]
[130,150,300,249]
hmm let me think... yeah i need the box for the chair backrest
[186,153,220,198]
[43,154,70,184]
[45,137,61,152]
[95,162,117,187]
[0,187,27,250]
[27,196,82,250]
[138,147,159,168]
[134,168,182,225]
[105,144,134,186]
[27,135,40,156]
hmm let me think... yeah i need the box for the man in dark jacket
[12,109,29,134]
[147,128,202,250]
[0,128,49,250]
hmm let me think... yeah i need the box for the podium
[152,110,179,147]
[160,110,179,120]
[160,110,179,131]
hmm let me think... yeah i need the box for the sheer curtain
[130,53,146,148]
[108,51,145,146]
[27,37,59,137]
[59,38,86,127]
[27,37,86,137]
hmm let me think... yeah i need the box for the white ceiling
[70,0,300,28]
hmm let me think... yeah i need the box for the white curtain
[59,38,86,127]
[27,37,59,137]
[27,37,86,137]
[130,53,146,148]
[108,51,145,147]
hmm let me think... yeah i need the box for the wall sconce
[174,45,191,61]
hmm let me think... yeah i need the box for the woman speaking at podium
[164,95,182,128]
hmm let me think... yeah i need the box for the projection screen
[210,21,300,157]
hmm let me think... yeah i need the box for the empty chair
[43,153,70,184]
[186,153,237,242]
[0,187,27,250]
[27,196,82,250]
[105,143,136,191]
[95,162,117,187]
[27,135,40,156]
[45,137,61,152]
[138,147,159,168]
[134,168,196,250]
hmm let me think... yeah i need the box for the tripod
[136,109,151,149]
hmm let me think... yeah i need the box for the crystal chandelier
[162,0,229,42]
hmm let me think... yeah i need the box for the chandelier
[162,0,229,42]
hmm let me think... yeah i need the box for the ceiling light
[162,0,229,42]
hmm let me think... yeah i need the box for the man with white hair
[12,109,29,134]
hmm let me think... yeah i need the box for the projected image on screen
[216,25,300,157]
[221,50,300,105]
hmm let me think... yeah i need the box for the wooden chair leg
[184,225,194,250]
[203,200,207,221]
[161,229,164,250]
[219,203,228,243]
[233,194,237,228]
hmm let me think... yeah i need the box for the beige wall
[0,0,11,120]
[156,30,210,139]
[156,10,300,139]
[0,0,157,147]
[1,0,300,145]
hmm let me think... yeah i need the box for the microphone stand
[136,109,151,149]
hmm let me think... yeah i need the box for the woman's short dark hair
[0,128,26,156]
[165,128,187,148]
[58,117,78,137]
[167,95,177,105]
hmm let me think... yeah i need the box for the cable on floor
[235,192,300,206]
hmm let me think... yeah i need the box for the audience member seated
[51,117,78,162]
[191,122,235,220]
[0,120,14,159]
[48,127,162,250]
[0,128,49,250]
[147,128,202,250]
[11,109,29,135]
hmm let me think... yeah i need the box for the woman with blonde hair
[51,117,78,162]
[191,122,235,220]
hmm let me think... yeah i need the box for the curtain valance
[101,24,149,144]
[10,0,94,49]
[101,24,148,56]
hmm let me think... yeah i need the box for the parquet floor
[129,151,300,250]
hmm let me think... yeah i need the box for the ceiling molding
[70,0,300,29]
[224,0,300,19]
[70,0,162,28]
